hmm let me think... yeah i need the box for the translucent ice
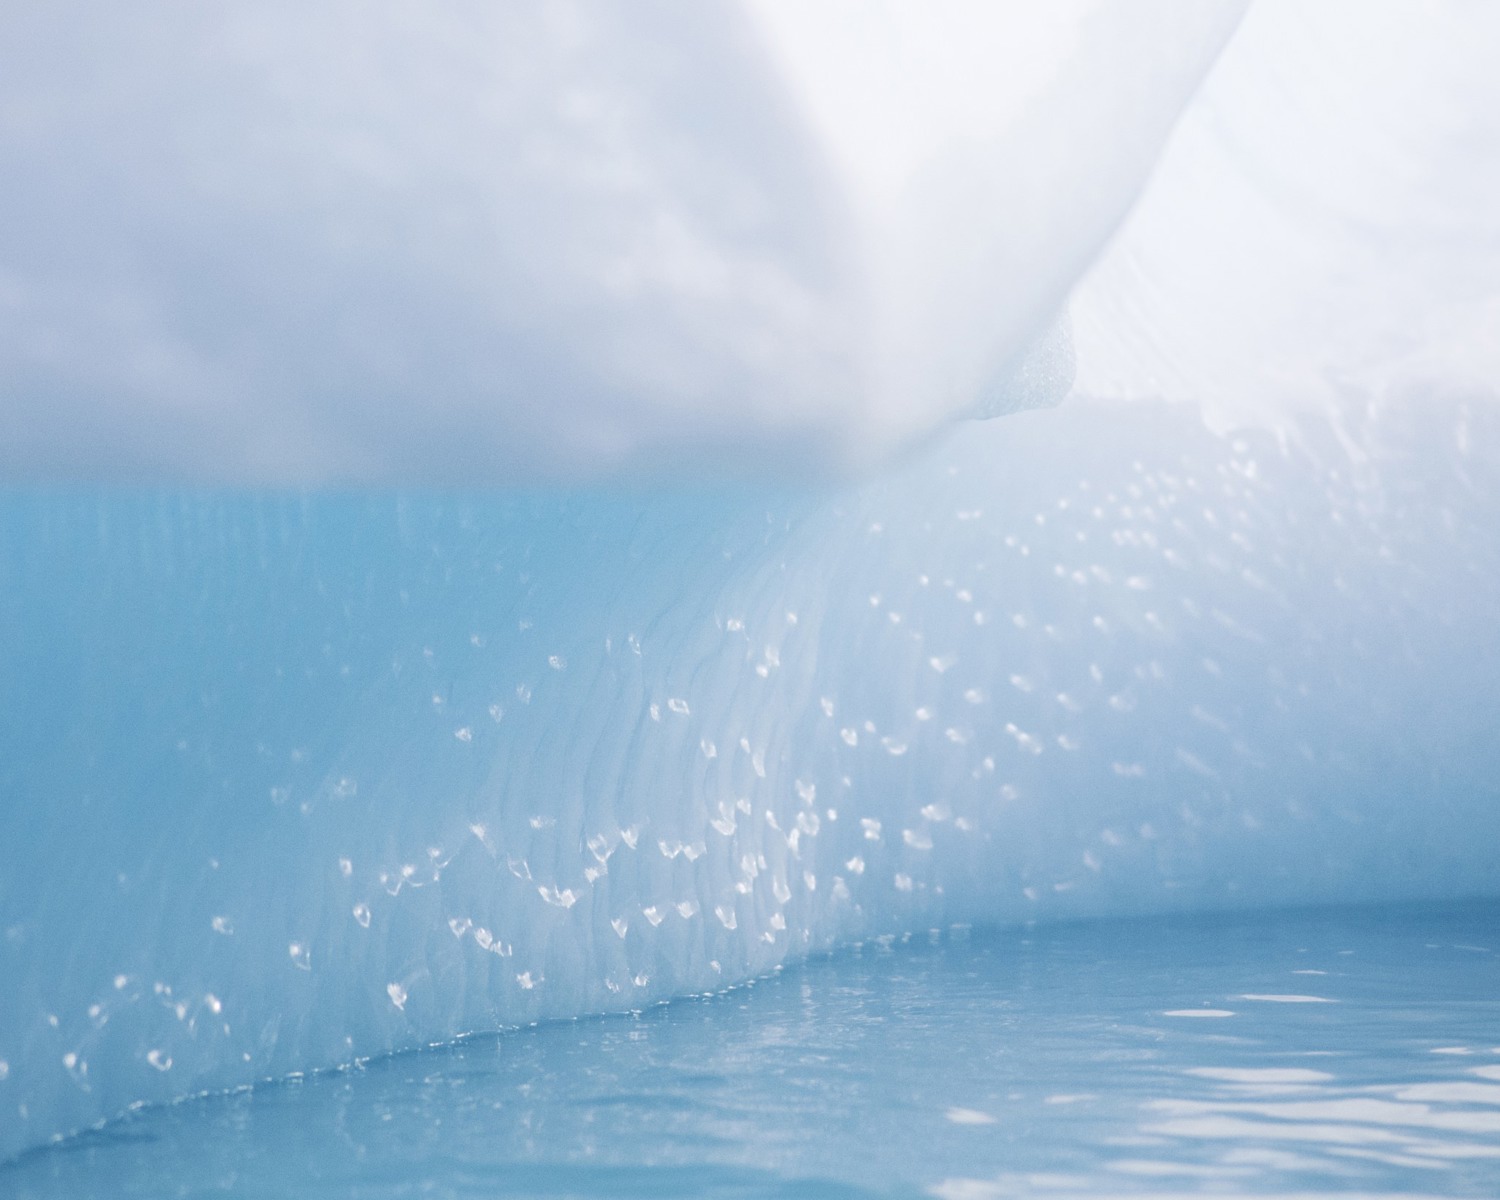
[3,395,1499,1159]
[3,0,1500,1168]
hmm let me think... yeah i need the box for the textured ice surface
[0,0,1241,482]
[4,0,1500,1170]
[7,2,1498,485]
[3,395,1498,1160]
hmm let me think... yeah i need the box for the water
[4,900,1496,1198]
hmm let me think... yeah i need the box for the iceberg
[3,393,1498,1160]
[3,0,1499,1168]
[0,0,1242,484]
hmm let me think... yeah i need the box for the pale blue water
[4,900,1496,1199]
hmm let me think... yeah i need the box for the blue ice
[2,0,1499,1186]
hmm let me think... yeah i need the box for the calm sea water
[4,900,1497,1199]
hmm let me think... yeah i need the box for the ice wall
[0,0,1242,484]
[4,393,1499,1159]
[4,0,1500,1167]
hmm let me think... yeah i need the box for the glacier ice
[3,394,1499,1159]
[0,0,1241,484]
[3,0,1500,1168]
[6,1,1495,485]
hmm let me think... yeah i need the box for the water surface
[6,900,1497,1198]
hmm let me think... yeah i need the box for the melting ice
[2,0,1499,1180]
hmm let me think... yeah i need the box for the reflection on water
[4,901,1497,1198]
